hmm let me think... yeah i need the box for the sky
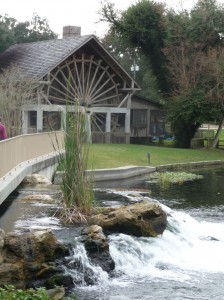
[0,0,202,38]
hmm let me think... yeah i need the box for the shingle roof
[0,35,140,89]
[0,35,94,80]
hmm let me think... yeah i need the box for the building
[0,26,164,143]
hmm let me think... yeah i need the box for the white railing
[0,131,65,179]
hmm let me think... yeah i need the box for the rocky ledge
[0,228,70,290]
[87,201,167,237]
[0,200,167,298]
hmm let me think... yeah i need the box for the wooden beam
[89,66,109,98]
[90,84,120,103]
[86,60,102,97]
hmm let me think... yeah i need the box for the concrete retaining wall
[53,166,156,185]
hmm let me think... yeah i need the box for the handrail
[0,131,65,179]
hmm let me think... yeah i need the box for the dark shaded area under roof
[133,94,163,107]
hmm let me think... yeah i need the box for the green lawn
[220,129,224,140]
[88,144,224,169]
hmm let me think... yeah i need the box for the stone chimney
[63,26,81,38]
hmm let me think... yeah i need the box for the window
[131,109,147,128]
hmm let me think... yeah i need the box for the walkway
[0,131,64,205]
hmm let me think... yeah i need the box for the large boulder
[0,229,70,289]
[87,201,167,237]
[4,229,68,261]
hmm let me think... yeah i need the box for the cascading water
[70,203,224,300]
[1,167,224,299]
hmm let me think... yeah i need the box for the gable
[0,35,140,89]
[0,35,94,79]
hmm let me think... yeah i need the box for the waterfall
[70,204,224,288]
[109,206,224,276]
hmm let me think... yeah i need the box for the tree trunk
[212,116,224,148]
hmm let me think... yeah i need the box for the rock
[87,201,167,237]
[22,194,55,203]
[23,174,51,184]
[0,263,25,288]
[0,229,5,265]
[46,287,65,300]
[0,228,5,249]
[81,225,115,273]
[82,225,109,252]
[4,229,69,261]
[0,229,70,289]
[45,274,74,289]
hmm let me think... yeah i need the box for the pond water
[1,166,224,299]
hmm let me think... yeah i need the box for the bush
[0,285,49,300]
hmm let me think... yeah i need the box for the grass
[219,128,224,140]
[88,144,224,169]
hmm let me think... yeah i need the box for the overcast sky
[0,0,212,38]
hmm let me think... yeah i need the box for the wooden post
[22,110,29,134]
[36,90,43,132]
[106,112,111,143]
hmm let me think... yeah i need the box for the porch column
[147,109,151,136]
[125,111,130,133]
[106,112,111,143]
[37,90,43,132]
[22,110,29,134]
[36,108,43,132]
[125,111,131,144]
[86,113,92,144]
[60,110,66,130]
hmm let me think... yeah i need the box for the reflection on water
[95,173,150,190]
[147,167,224,222]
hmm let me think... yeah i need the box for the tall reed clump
[55,106,95,224]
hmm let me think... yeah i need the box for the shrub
[0,285,49,300]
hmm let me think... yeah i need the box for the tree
[100,0,224,147]
[206,47,224,147]
[0,13,57,53]
[18,13,58,43]
[167,89,219,148]
[0,65,39,137]
[101,31,161,100]
[0,15,17,53]
[99,0,168,95]
[189,0,224,48]
[164,0,224,147]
